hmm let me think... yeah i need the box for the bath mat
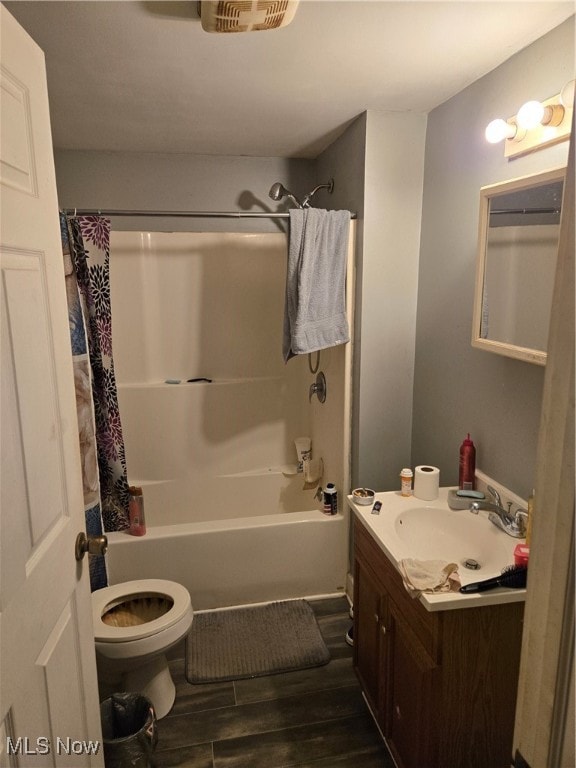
[185,599,330,683]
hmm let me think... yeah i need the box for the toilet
[92,579,193,719]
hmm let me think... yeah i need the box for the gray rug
[185,599,330,683]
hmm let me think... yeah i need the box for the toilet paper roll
[413,465,440,501]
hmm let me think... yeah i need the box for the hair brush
[459,564,528,594]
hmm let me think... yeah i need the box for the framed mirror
[472,166,565,365]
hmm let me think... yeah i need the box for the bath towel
[398,559,461,599]
[283,208,351,362]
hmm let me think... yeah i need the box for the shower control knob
[75,532,108,561]
[309,371,327,403]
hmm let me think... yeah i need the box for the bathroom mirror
[472,166,565,365]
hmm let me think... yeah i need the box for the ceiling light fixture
[485,79,574,158]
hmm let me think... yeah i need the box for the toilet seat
[93,579,191,643]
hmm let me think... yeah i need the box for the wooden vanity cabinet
[353,518,524,768]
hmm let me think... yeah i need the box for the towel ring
[308,351,320,374]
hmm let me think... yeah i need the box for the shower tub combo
[107,228,354,610]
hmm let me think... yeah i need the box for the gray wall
[357,111,427,490]
[315,114,367,489]
[412,17,573,499]
[55,150,316,233]
[316,110,428,493]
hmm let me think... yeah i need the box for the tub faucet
[469,485,528,538]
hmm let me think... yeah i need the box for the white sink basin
[348,487,525,611]
[394,506,513,575]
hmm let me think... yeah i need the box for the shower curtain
[61,215,130,551]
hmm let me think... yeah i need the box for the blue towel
[283,209,351,362]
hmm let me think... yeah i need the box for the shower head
[268,179,335,210]
[268,182,303,209]
[268,182,287,201]
[301,179,334,208]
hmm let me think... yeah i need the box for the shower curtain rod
[61,208,357,219]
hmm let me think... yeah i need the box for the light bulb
[560,79,575,108]
[516,100,545,130]
[485,118,516,144]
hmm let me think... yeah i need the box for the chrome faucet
[469,485,528,538]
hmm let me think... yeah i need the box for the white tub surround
[110,230,354,527]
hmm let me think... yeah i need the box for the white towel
[398,559,461,599]
[283,208,351,362]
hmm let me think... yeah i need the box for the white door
[0,7,104,767]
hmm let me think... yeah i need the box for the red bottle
[459,434,476,490]
[128,485,146,536]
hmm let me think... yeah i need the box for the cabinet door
[388,600,438,768]
[354,558,384,714]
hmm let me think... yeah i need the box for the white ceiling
[4,1,575,158]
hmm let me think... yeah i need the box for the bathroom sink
[348,487,524,609]
[394,506,513,576]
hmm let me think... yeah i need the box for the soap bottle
[459,434,476,490]
[128,485,146,536]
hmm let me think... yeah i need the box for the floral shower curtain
[61,214,130,553]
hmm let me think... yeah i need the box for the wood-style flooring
[153,596,396,768]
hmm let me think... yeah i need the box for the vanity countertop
[348,487,527,612]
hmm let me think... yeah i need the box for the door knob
[75,532,108,561]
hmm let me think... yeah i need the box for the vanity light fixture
[485,118,521,144]
[485,79,574,158]
[560,78,576,109]
[516,100,564,130]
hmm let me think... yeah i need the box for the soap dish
[447,489,485,510]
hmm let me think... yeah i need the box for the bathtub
[107,230,354,610]
[105,508,349,611]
